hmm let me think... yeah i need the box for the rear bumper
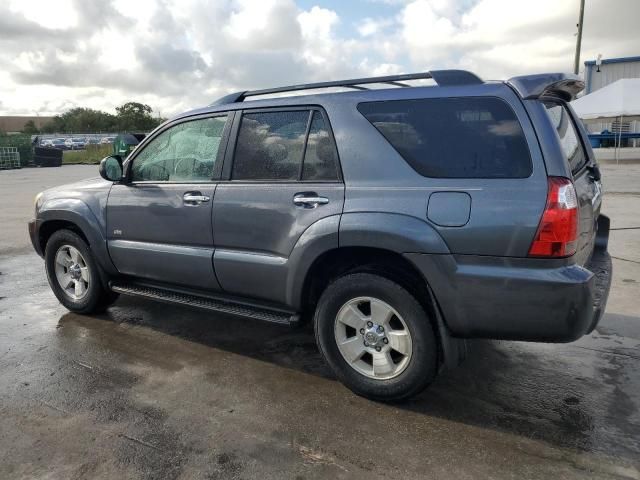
[406,216,612,343]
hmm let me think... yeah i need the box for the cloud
[0,0,638,117]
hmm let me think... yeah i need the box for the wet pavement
[1,165,639,479]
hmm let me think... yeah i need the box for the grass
[62,144,113,164]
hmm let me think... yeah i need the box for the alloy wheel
[54,245,90,300]
[334,296,413,380]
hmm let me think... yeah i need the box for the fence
[0,147,21,169]
[0,134,33,166]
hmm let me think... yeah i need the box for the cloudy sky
[1,0,638,117]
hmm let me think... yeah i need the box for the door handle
[183,193,210,205]
[293,193,329,208]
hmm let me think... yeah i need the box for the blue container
[589,136,601,149]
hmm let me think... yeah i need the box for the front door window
[131,115,228,182]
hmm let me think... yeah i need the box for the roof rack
[210,69,483,106]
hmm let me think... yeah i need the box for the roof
[571,78,640,119]
[0,116,55,133]
[207,71,584,109]
[210,70,483,106]
[585,55,640,66]
[171,71,584,122]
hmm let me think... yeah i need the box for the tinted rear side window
[232,109,340,182]
[233,111,309,181]
[358,97,532,178]
[543,102,587,175]
[302,111,340,181]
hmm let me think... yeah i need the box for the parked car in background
[65,137,86,150]
[40,139,54,147]
[48,139,69,150]
[86,137,101,145]
[28,70,611,401]
[100,136,116,144]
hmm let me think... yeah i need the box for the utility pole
[574,0,585,74]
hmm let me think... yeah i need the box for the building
[0,116,54,134]
[579,55,640,158]
[584,55,640,94]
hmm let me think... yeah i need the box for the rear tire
[45,229,118,314]
[314,272,438,401]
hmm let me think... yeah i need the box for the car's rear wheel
[314,272,438,401]
[45,229,118,314]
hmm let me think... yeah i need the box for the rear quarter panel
[324,83,549,257]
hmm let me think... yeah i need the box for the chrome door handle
[183,193,210,205]
[293,194,329,208]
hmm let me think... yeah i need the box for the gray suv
[29,70,611,401]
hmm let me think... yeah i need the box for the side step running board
[110,282,299,326]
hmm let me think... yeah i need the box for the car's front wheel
[45,229,118,314]
[314,272,438,401]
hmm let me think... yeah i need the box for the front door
[213,108,344,304]
[107,113,231,290]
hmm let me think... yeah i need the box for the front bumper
[406,216,612,343]
[28,219,44,257]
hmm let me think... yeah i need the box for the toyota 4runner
[29,70,612,401]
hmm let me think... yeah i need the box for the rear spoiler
[506,73,585,102]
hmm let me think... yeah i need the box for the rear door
[542,102,601,265]
[212,107,344,304]
[107,113,231,290]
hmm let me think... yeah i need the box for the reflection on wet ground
[1,252,639,479]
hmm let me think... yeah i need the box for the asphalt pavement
[0,164,639,479]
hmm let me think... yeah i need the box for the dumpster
[588,136,601,149]
[33,146,62,167]
[113,133,146,157]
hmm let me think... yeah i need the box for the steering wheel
[174,157,209,178]
[140,163,170,181]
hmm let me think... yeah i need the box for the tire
[314,273,438,401]
[34,156,62,167]
[44,229,118,314]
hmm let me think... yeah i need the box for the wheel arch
[39,219,89,254]
[37,202,117,276]
[299,246,463,368]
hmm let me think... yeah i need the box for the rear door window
[543,102,588,175]
[232,109,340,182]
[358,97,532,178]
[302,111,340,181]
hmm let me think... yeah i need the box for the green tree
[115,102,163,132]
[41,108,117,133]
[22,120,39,134]
[39,102,164,134]
[61,107,117,133]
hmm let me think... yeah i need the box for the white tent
[571,78,640,119]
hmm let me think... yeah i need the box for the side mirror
[99,155,123,182]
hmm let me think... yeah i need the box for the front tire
[45,229,117,314]
[314,273,438,401]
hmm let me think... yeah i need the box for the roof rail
[210,69,483,106]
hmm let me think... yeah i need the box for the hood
[42,176,112,198]
[36,176,113,219]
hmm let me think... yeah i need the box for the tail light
[528,177,578,258]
